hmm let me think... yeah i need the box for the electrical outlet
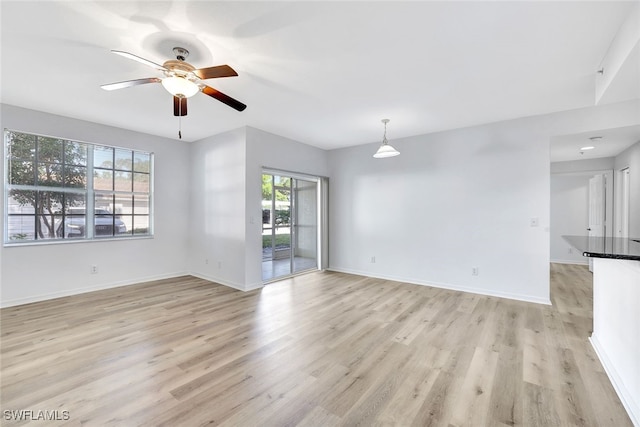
[472,267,479,276]
[568,247,573,254]
[205,258,209,265]
[370,256,376,263]
[90,265,98,274]
[217,261,222,269]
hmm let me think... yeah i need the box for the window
[4,130,153,244]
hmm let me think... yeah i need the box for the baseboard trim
[326,267,551,305]
[1,271,265,308]
[550,259,589,266]
[0,266,552,308]
[590,333,640,427]
[189,272,263,292]
[0,271,189,308]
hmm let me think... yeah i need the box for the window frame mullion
[86,144,95,239]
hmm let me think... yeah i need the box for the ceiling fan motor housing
[163,59,197,79]
[163,47,199,82]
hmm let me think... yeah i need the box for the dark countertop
[563,235,640,261]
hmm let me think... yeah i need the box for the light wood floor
[0,263,632,426]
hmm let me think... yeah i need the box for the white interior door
[617,168,630,238]
[588,174,606,271]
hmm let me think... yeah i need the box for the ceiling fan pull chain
[178,100,183,139]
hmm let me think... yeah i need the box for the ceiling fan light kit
[373,119,400,158]
[161,76,199,98]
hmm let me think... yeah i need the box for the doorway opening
[261,170,326,282]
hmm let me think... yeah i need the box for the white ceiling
[551,125,640,162]
[1,1,638,151]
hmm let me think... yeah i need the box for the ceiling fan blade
[193,65,238,80]
[101,77,161,91]
[111,50,167,71]
[202,85,247,112]
[173,96,187,116]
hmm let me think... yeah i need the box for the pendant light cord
[383,121,387,144]
[382,119,389,145]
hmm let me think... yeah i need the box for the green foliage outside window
[7,131,87,238]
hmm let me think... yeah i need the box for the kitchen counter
[563,235,639,425]
[562,235,640,261]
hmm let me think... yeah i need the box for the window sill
[3,235,154,248]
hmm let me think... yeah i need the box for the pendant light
[373,119,400,158]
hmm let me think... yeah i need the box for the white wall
[188,126,329,290]
[614,141,640,237]
[187,128,248,290]
[550,157,616,174]
[328,119,552,303]
[0,104,190,307]
[327,99,640,304]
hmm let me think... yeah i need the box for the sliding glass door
[262,171,320,282]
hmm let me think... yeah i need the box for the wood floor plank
[0,265,633,426]
[487,344,524,427]
[449,346,499,427]
[523,382,562,427]
[551,347,599,427]
[373,347,449,426]
[410,369,464,427]
[295,405,342,427]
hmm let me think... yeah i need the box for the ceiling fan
[101,47,246,136]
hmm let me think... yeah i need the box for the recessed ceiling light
[580,146,595,151]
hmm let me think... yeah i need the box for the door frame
[262,168,328,282]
